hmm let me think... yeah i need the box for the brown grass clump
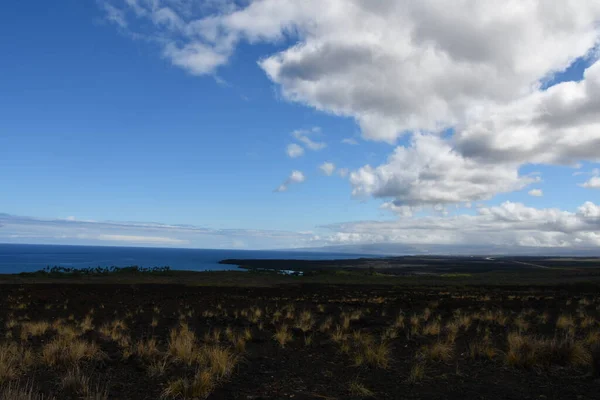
[361,341,391,369]
[420,341,454,362]
[319,317,333,333]
[41,337,102,366]
[514,316,530,333]
[506,332,591,368]
[330,325,346,343]
[136,338,160,360]
[393,314,405,329]
[456,314,472,330]
[19,321,50,341]
[198,346,238,379]
[407,361,426,383]
[295,311,315,333]
[0,343,34,384]
[556,314,575,330]
[168,323,197,365]
[79,315,95,332]
[162,369,213,400]
[422,321,441,336]
[273,325,292,348]
[0,381,54,400]
[60,367,90,396]
[580,316,596,329]
[469,340,497,360]
[348,380,374,397]
[147,357,169,377]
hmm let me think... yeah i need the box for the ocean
[0,243,369,274]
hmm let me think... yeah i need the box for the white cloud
[350,134,536,207]
[580,176,600,189]
[275,170,306,192]
[319,162,335,176]
[342,138,358,145]
[286,143,304,158]
[0,213,313,249]
[101,1,600,208]
[99,1,600,246]
[292,128,326,150]
[320,201,600,248]
[528,189,544,197]
[455,61,600,166]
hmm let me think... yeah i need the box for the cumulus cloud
[319,162,335,176]
[275,170,306,192]
[455,61,600,166]
[580,176,600,189]
[319,201,600,248]
[342,138,358,145]
[350,134,537,207]
[99,1,600,245]
[286,143,304,158]
[528,189,544,197]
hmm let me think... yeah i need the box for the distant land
[292,243,600,257]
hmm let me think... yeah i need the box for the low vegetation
[1,283,600,399]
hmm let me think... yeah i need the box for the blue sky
[1,1,599,249]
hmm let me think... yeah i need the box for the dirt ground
[1,284,599,399]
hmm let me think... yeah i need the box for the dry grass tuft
[407,361,426,383]
[0,343,35,384]
[420,341,454,362]
[469,340,497,360]
[168,323,197,365]
[348,380,374,397]
[0,381,54,400]
[19,321,50,341]
[198,346,238,379]
[41,337,102,366]
[162,369,213,400]
[422,321,441,336]
[136,338,160,360]
[273,325,292,348]
[60,367,90,396]
[556,314,575,330]
[506,332,591,368]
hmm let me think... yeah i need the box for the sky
[1,0,599,250]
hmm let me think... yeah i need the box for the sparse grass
[60,367,90,396]
[41,337,102,366]
[556,314,575,330]
[0,343,34,384]
[162,369,213,400]
[348,380,374,397]
[273,325,292,348]
[136,338,160,360]
[295,310,315,332]
[198,346,238,379]
[407,361,426,383]
[469,340,497,360]
[0,381,54,400]
[506,332,591,368]
[147,357,169,377]
[319,317,333,333]
[422,321,441,336]
[168,323,197,365]
[19,321,50,341]
[393,314,405,329]
[420,341,454,362]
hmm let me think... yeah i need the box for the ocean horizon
[0,243,372,274]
